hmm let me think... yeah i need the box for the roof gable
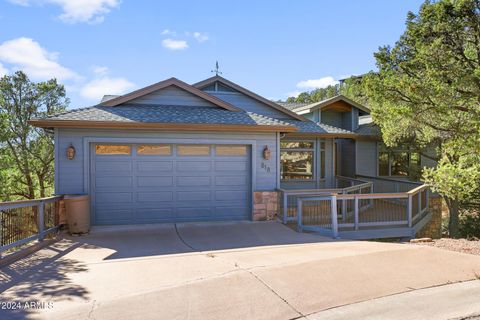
[294,95,370,114]
[194,76,306,121]
[100,77,241,112]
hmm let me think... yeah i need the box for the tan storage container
[64,194,90,234]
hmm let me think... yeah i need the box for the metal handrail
[296,183,430,238]
[0,195,63,255]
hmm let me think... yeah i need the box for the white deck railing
[296,184,429,238]
[277,176,373,224]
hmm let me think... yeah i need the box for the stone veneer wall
[253,191,278,221]
[416,195,444,239]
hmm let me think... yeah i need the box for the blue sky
[0,0,424,108]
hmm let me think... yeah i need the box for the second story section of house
[281,95,371,132]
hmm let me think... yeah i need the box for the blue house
[30,76,435,239]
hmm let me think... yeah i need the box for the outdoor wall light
[263,145,271,160]
[66,143,76,160]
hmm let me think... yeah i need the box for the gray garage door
[91,143,251,225]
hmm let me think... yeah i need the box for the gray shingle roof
[40,104,295,127]
[355,123,381,137]
[276,102,309,110]
[283,120,355,135]
[37,104,358,136]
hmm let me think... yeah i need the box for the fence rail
[296,184,429,238]
[0,195,63,254]
[278,176,373,224]
[355,175,422,193]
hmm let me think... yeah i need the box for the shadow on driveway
[78,221,332,260]
[0,239,90,319]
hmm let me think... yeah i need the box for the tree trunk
[446,198,460,238]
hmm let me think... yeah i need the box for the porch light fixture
[66,143,76,160]
[263,145,271,160]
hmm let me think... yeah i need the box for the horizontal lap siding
[56,129,277,195]
[128,86,217,107]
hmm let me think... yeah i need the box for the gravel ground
[411,238,480,256]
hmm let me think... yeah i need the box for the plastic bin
[64,194,90,234]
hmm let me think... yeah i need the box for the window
[177,145,210,156]
[216,145,247,156]
[378,143,421,179]
[281,140,314,180]
[95,145,131,155]
[137,145,171,155]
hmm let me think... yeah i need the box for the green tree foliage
[285,76,368,104]
[364,0,480,237]
[0,71,69,200]
[286,85,338,103]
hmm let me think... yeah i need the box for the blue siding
[340,139,356,177]
[128,86,218,107]
[352,108,359,130]
[320,110,343,128]
[56,129,278,197]
[356,140,377,176]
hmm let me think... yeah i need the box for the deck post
[418,190,422,217]
[341,190,346,222]
[296,198,303,232]
[407,194,412,228]
[426,189,430,212]
[354,196,359,231]
[331,194,338,238]
[283,192,288,224]
[38,200,45,241]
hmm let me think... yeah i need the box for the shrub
[459,210,480,239]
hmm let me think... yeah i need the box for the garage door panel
[96,176,132,188]
[215,176,247,186]
[136,191,173,202]
[137,176,173,187]
[96,161,132,174]
[177,191,211,201]
[96,192,133,204]
[215,161,248,171]
[177,176,211,187]
[137,161,173,172]
[93,143,251,225]
[176,161,211,172]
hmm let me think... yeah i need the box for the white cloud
[296,76,339,89]
[161,29,176,36]
[0,37,79,81]
[8,0,120,23]
[162,38,188,50]
[80,76,135,101]
[92,65,109,76]
[0,63,8,77]
[193,32,208,43]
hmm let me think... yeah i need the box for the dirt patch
[411,238,480,256]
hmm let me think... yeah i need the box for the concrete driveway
[1,221,480,320]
